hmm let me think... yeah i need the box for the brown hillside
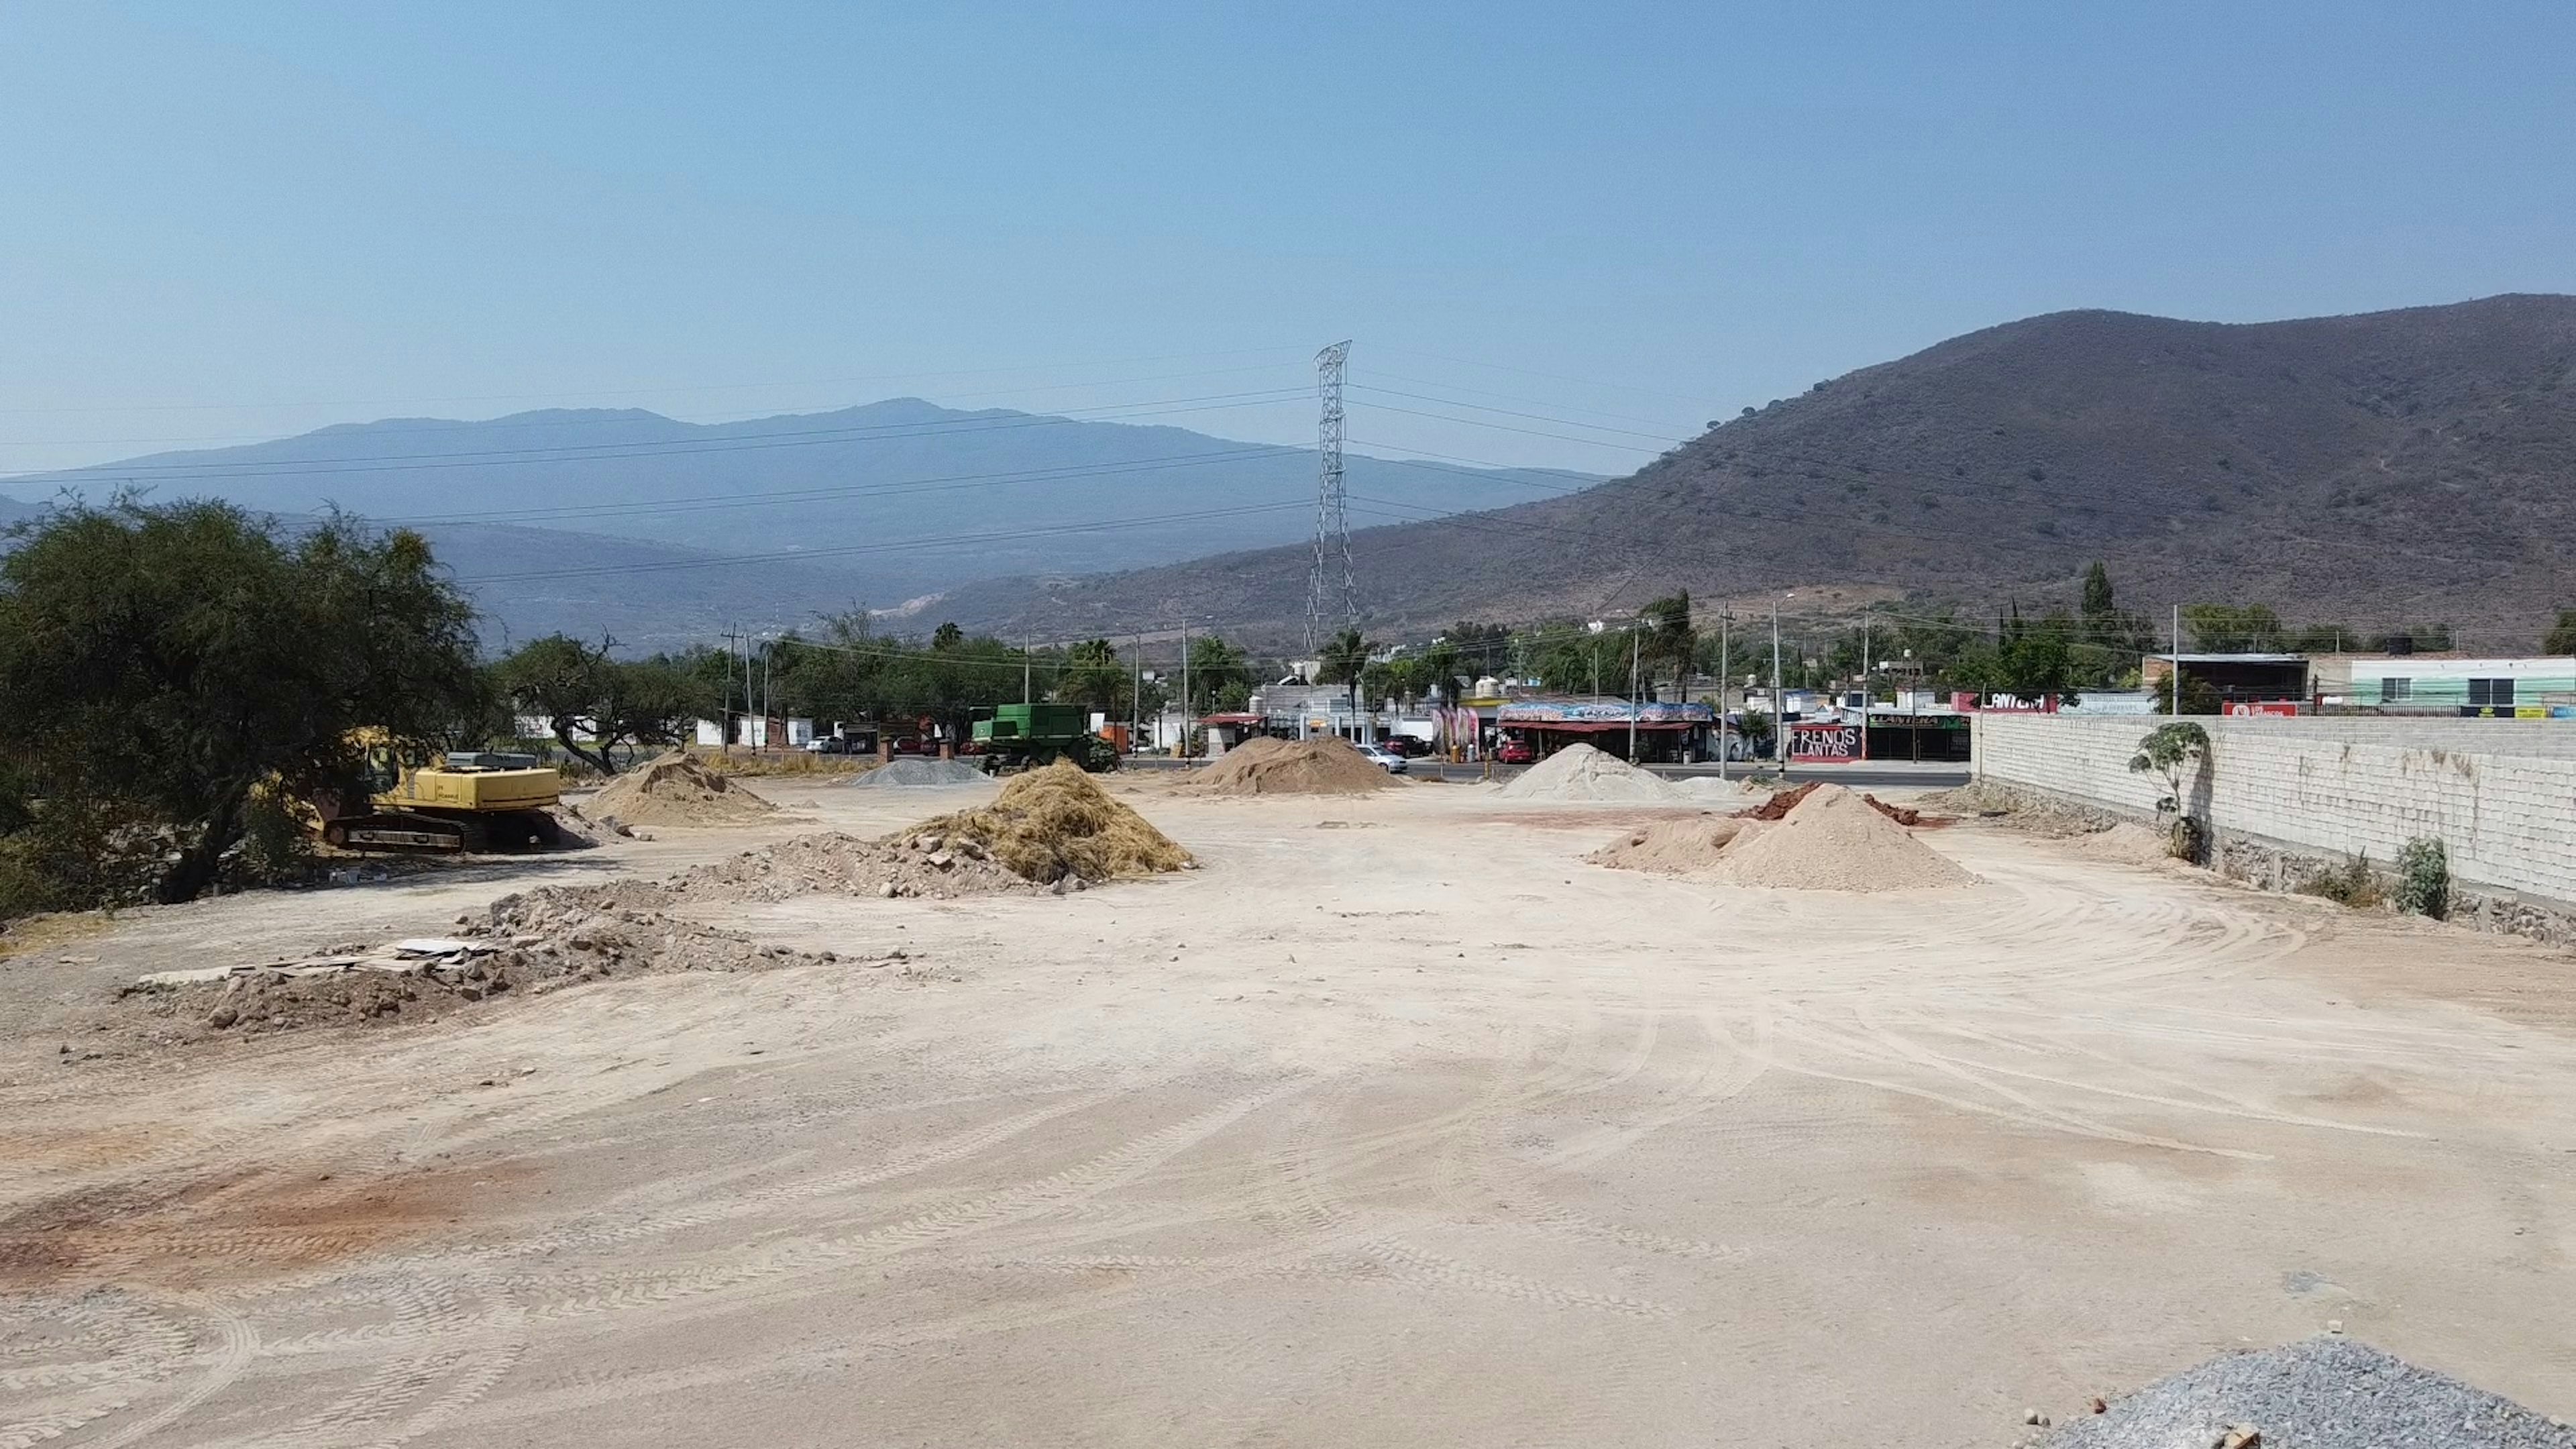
[941,295,2576,647]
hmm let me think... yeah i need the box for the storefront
[1864,712,1972,762]
[1497,698,1718,764]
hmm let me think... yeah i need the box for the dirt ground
[5,777,2574,1447]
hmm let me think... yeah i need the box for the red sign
[2224,701,2301,718]
[1950,692,2059,713]
[1789,722,1862,761]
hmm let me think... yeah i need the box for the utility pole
[1627,627,1642,763]
[1772,601,1786,773]
[1179,620,1191,757]
[1022,635,1031,706]
[1860,614,1871,763]
[1718,612,1730,781]
[1132,631,1143,752]
[2171,604,2182,718]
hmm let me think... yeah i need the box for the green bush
[2394,837,2450,919]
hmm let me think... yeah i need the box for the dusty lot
[5,777,2574,1447]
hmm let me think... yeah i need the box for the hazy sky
[6,1,2573,480]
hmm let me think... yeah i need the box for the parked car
[1356,744,1409,775]
[1496,738,1536,764]
[889,735,928,756]
[804,735,855,755]
[1381,735,1432,757]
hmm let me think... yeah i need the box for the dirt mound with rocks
[117,881,896,1038]
[1589,817,1769,875]
[1713,783,1978,892]
[670,828,1039,902]
[1177,737,1392,796]
[912,760,1192,881]
[849,757,991,790]
[1496,743,1686,803]
[2038,1336,2576,1449]
[583,751,780,827]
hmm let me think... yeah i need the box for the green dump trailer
[970,703,1121,773]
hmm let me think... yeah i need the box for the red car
[1497,738,1536,764]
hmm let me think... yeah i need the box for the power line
[1346,384,1689,444]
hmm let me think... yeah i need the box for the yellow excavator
[311,735,567,853]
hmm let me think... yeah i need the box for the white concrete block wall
[1973,716,2576,905]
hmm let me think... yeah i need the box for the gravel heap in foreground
[2043,1338,2575,1449]
[1495,743,1686,803]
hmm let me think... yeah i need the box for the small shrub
[2394,837,2449,919]
[2299,853,2383,909]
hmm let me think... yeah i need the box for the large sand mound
[1713,783,1977,892]
[584,752,780,827]
[1496,743,1685,803]
[912,759,1193,881]
[1178,736,1391,796]
[1589,816,1770,874]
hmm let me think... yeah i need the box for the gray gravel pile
[849,757,989,790]
[2041,1338,2575,1449]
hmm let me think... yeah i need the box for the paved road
[1127,754,1970,792]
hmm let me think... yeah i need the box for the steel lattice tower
[1304,340,1354,652]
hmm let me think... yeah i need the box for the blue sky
[5,1,2572,479]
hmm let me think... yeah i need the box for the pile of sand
[1495,743,1686,803]
[1177,737,1391,796]
[584,752,780,827]
[2068,821,2175,867]
[668,829,1038,902]
[1589,816,1769,875]
[850,757,990,790]
[912,760,1193,881]
[1676,774,1763,806]
[1713,783,1978,892]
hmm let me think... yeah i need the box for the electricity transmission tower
[1303,339,1354,652]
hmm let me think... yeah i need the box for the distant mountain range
[937,295,2576,649]
[1,400,1580,647]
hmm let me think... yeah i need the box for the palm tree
[1318,627,1372,729]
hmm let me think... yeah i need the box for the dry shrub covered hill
[945,295,2576,643]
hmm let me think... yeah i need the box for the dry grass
[688,749,873,780]
[907,760,1191,881]
[0,912,112,962]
